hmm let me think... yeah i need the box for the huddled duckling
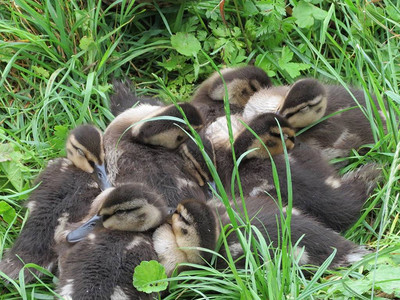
[54,183,164,300]
[191,112,379,232]
[281,81,383,161]
[65,183,171,242]
[191,66,272,124]
[242,77,383,162]
[105,87,210,206]
[153,197,369,276]
[0,125,110,282]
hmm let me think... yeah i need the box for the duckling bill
[66,125,111,190]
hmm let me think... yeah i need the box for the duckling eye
[77,148,85,157]
[181,228,188,235]
[176,135,183,142]
[299,106,310,113]
[116,206,141,215]
[115,209,126,215]
[266,140,277,148]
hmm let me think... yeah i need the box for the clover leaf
[133,260,168,294]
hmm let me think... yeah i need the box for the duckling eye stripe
[284,96,324,117]
[70,142,81,151]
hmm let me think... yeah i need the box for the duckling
[243,77,383,162]
[54,183,163,300]
[192,66,272,124]
[105,91,209,206]
[0,125,111,282]
[66,183,171,242]
[153,197,369,276]
[284,82,382,161]
[195,112,380,232]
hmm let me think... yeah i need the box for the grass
[0,0,399,299]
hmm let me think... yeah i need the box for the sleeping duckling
[0,125,110,282]
[104,93,209,206]
[192,66,272,124]
[195,112,380,232]
[153,197,369,276]
[65,183,171,242]
[282,82,383,161]
[243,77,383,162]
[54,183,165,300]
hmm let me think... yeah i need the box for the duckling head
[131,103,204,149]
[234,113,296,159]
[209,66,272,107]
[66,183,171,242]
[279,78,327,128]
[169,199,219,264]
[99,183,170,231]
[66,124,111,190]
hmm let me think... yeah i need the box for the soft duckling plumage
[0,125,110,282]
[58,231,156,300]
[196,112,379,232]
[105,88,209,206]
[192,66,272,124]
[243,77,383,162]
[54,183,163,300]
[153,197,368,276]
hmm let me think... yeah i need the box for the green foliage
[0,201,16,224]
[133,260,168,293]
[79,36,96,51]
[324,250,400,298]
[0,143,31,193]
[0,0,399,298]
[292,1,328,28]
[171,32,201,57]
[278,46,311,79]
